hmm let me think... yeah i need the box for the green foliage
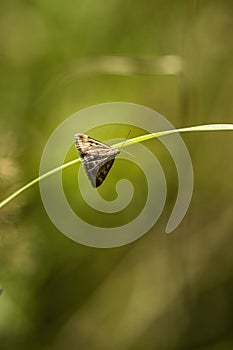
[0,1,233,350]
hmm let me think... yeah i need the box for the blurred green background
[0,0,233,349]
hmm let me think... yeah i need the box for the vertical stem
[180,0,199,124]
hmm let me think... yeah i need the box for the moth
[75,133,121,188]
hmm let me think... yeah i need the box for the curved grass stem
[0,123,233,209]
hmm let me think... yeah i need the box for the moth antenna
[119,129,131,150]
[119,129,135,158]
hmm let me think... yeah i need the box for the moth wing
[82,152,117,188]
[75,133,111,157]
[75,133,120,187]
[95,159,115,187]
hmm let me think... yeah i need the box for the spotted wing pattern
[75,133,120,188]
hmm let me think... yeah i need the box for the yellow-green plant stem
[117,124,233,148]
[0,123,233,209]
[0,159,80,209]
